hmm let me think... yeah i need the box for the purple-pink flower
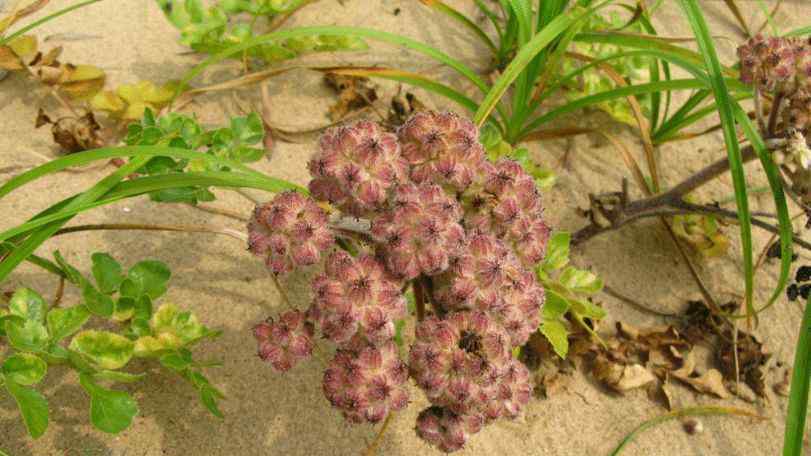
[416,406,483,453]
[253,310,315,372]
[371,182,466,279]
[308,120,408,216]
[323,338,409,424]
[308,251,406,347]
[248,191,334,275]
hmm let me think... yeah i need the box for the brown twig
[52,276,65,307]
[192,204,250,222]
[52,223,247,242]
[414,279,426,322]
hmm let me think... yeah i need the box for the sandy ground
[1,0,810,455]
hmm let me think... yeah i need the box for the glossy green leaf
[540,320,569,359]
[127,261,171,300]
[5,319,49,352]
[91,253,124,294]
[47,305,90,342]
[542,232,571,272]
[82,284,114,317]
[79,374,139,434]
[2,353,47,386]
[69,330,134,370]
[4,380,49,439]
[8,288,47,323]
[559,266,604,295]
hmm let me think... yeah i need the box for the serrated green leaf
[5,319,49,352]
[8,288,47,323]
[4,379,49,438]
[82,284,114,317]
[127,260,171,299]
[46,305,90,342]
[91,253,124,294]
[559,266,604,295]
[2,354,47,385]
[69,330,134,370]
[79,374,138,434]
[542,289,571,319]
[540,319,569,359]
[542,232,571,272]
[569,298,607,321]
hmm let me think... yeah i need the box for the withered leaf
[673,368,730,399]
[388,90,426,126]
[774,368,791,397]
[324,72,377,121]
[594,355,656,393]
[0,46,24,70]
[36,109,104,154]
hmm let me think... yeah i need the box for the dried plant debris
[388,90,426,126]
[36,108,104,153]
[324,72,378,120]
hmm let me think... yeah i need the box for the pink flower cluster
[249,112,548,453]
[738,35,811,131]
[247,191,334,274]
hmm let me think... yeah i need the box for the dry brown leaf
[387,90,426,126]
[594,355,656,393]
[36,109,104,153]
[324,72,377,121]
[673,368,730,399]
[0,46,24,70]
[774,368,791,397]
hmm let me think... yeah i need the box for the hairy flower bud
[397,111,488,192]
[483,359,532,420]
[309,251,406,346]
[371,183,466,279]
[409,311,510,416]
[416,406,483,453]
[737,35,811,95]
[308,120,408,215]
[248,191,334,274]
[323,338,409,424]
[253,310,315,372]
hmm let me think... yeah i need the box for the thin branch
[52,223,247,242]
[414,279,426,322]
[602,284,680,318]
[192,203,250,222]
[364,413,394,456]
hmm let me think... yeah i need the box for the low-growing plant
[0,251,221,440]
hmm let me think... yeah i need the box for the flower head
[409,311,510,416]
[308,120,408,215]
[416,406,483,453]
[308,251,406,346]
[737,35,811,95]
[253,310,315,372]
[371,182,466,279]
[323,338,409,424]
[463,159,550,266]
[248,191,334,274]
[397,111,487,192]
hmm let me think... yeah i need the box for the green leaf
[69,330,135,370]
[47,305,91,342]
[540,320,569,359]
[5,319,49,352]
[159,349,194,372]
[569,298,607,321]
[127,260,171,299]
[542,232,571,272]
[82,284,114,317]
[558,266,604,295]
[113,297,136,322]
[53,251,87,286]
[542,290,571,320]
[79,374,138,434]
[185,370,224,418]
[4,379,49,438]
[2,354,47,385]
[8,288,47,323]
[91,253,124,294]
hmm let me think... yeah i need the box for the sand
[1,0,810,454]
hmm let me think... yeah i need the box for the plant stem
[767,92,784,137]
[192,203,249,222]
[363,413,393,456]
[52,223,247,242]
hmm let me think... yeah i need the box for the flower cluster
[247,191,334,274]
[249,111,548,452]
[738,35,811,131]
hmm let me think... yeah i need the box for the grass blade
[610,406,761,455]
[419,0,497,53]
[474,0,611,126]
[734,106,792,313]
[0,0,102,46]
[679,0,755,324]
[783,295,811,456]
